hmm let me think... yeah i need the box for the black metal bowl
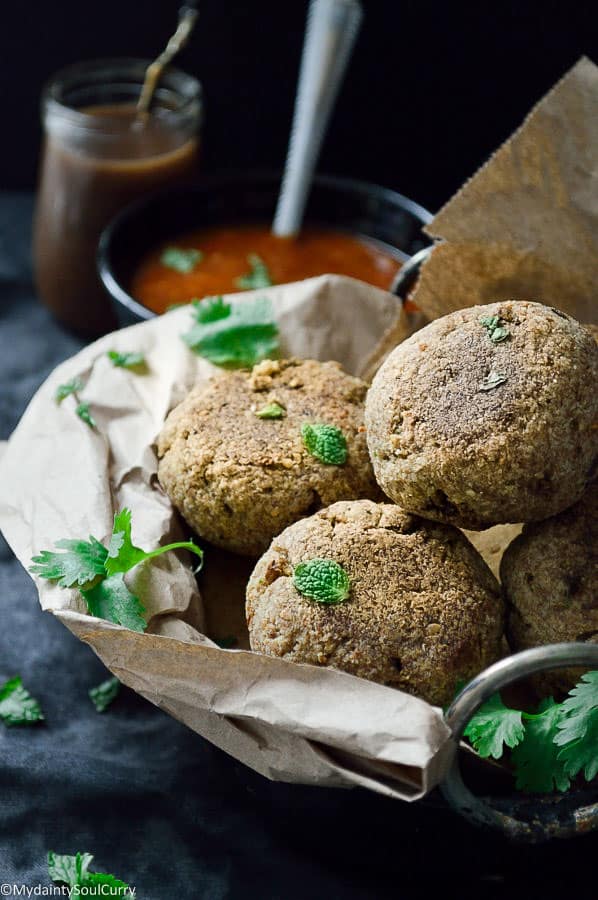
[97,171,432,325]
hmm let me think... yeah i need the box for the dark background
[1,3,598,897]
[3,0,597,211]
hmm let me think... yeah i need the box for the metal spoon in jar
[272,0,363,238]
[136,1,200,120]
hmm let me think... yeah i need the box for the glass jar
[33,58,202,335]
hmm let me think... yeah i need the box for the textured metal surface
[441,644,598,842]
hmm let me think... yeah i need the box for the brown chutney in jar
[33,60,202,335]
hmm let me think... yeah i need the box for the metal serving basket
[392,250,598,842]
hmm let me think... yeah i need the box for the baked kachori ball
[502,482,598,695]
[366,301,598,530]
[246,499,504,706]
[157,359,382,556]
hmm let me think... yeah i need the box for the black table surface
[0,193,595,898]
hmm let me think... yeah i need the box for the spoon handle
[272,0,363,238]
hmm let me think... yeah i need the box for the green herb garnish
[463,692,525,759]
[55,378,84,404]
[255,401,286,419]
[76,402,97,429]
[107,350,146,370]
[182,295,279,368]
[479,371,507,392]
[30,508,203,634]
[48,851,132,897]
[89,676,120,713]
[0,676,44,726]
[160,246,203,274]
[301,422,347,465]
[462,671,598,793]
[235,254,273,290]
[293,559,351,605]
[554,671,598,782]
[480,315,510,343]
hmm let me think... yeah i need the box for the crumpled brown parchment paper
[412,57,598,324]
[0,275,453,801]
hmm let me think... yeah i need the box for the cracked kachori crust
[246,499,504,706]
[365,301,598,530]
[502,482,598,695]
[157,359,382,556]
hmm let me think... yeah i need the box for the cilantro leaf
[301,422,348,465]
[48,851,93,888]
[511,698,571,793]
[293,558,351,604]
[76,402,97,429]
[105,508,147,575]
[55,377,84,404]
[192,295,231,323]
[0,676,44,726]
[554,671,598,782]
[89,675,120,713]
[105,507,204,577]
[82,573,147,633]
[48,851,131,897]
[30,537,108,588]
[107,350,146,370]
[463,693,525,759]
[182,295,279,368]
[160,246,203,273]
[235,253,274,290]
[255,401,285,419]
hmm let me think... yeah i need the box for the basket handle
[441,643,598,841]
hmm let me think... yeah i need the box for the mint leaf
[479,371,507,392]
[479,315,510,343]
[255,401,285,419]
[0,676,44,726]
[76,402,97,429]
[160,246,203,273]
[183,296,279,368]
[83,573,146,633]
[512,698,570,793]
[30,537,108,588]
[301,422,348,465]
[89,676,120,713]
[235,253,273,290]
[105,507,204,577]
[293,559,351,604]
[555,671,598,782]
[463,693,525,759]
[55,377,84,404]
[107,350,146,370]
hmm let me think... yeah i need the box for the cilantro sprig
[89,676,120,713]
[30,508,203,633]
[182,295,279,368]
[160,246,203,273]
[235,253,274,290]
[48,851,132,897]
[462,672,598,793]
[480,315,510,343]
[55,377,97,428]
[107,350,146,370]
[0,676,44,726]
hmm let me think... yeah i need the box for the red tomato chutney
[129,224,402,314]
